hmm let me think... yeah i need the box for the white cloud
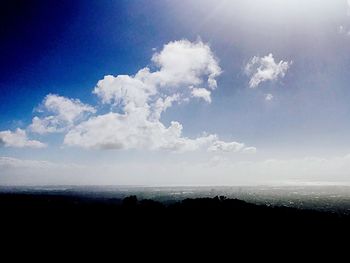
[265,93,274,101]
[64,112,194,150]
[0,39,254,154]
[93,39,221,109]
[242,147,257,154]
[207,140,245,153]
[30,116,60,134]
[29,94,96,134]
[150,39,221,90]
[64,111,228,152]
[0,129,46,148]
[93,74,154,110]
[245,53,291,88]
[64,39,254,153]
[191,88,212,103]
[151,94,180,121]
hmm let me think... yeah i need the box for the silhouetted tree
[122,195,138,209]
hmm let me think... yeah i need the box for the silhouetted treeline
[1,193,350,248]
[1,193,349,224]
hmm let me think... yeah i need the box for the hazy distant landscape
[2,184,350,245]
[2,185,350,215]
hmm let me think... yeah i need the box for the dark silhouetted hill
[1,192,350,254]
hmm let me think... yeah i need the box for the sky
[1,0,350,186]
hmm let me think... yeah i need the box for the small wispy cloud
[191,87,212,103]
[265,93,274,101]
[245,53,291,88]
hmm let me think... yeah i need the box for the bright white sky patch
[3,154,350,186]
[245,53,291,88]
[0,129,46,148]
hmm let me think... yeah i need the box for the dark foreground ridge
[1,193,350,229]
[1,193,348,256]
[2,193,350,254]
[1,194,350,247]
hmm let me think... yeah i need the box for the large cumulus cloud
[3,39,255,153]
[63,39,254,153]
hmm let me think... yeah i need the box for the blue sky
[2,0,350,185]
